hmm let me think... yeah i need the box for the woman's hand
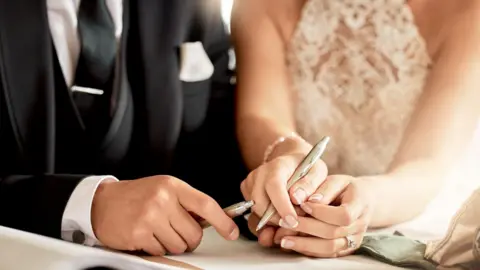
[246,206,307,248]
[240,146,329,230]
[250,175,375,258]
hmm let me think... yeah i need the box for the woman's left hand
[253,175,375,258]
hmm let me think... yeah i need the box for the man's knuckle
[154,189,171,206]
[129,227,146,242]
[198,197,216,212]
[138,205,156,222]
[163,176,179,188]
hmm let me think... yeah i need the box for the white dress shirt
[47,0,123,246]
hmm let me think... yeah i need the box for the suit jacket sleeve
[0,174,85,239]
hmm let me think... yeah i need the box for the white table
[0,224,414,270]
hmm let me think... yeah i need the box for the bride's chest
[286,0,432,112]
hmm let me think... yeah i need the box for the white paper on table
[166,228,405,270]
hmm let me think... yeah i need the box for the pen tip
[256,219,267,232]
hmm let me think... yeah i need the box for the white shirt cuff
[61,175,119,246]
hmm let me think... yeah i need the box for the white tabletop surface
[0,224,408,270]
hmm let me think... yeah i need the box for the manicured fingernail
[280,215,298,229]
[279,219,290,228]
[229,227,239,240]
[279,216,298,229]
[301,203,312,214]
[309,194,324,203]
[293,188,307,203]
[281,238,295,249]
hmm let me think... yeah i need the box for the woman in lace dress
[232,0,480,258]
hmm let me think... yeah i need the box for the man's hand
[91,175,239,255]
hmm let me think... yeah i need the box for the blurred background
[221,0,234,32]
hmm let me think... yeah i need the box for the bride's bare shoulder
[417,0,480,60]
[267,0,306,42]
[447,1,480,35]
[233,0,305,43]
[440,1,480,56]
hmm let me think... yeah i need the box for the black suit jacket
[0,0,245,240]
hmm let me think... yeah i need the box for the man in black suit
[0,0,245,255]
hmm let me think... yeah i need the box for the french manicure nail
[279,215,298,229]
[309,194,324,203]
[293,188,307,203]
[229,227,239,240]
[279,218,291,229]
[285,215,298,228]
[301,203,312,214]
[281,239,295,249]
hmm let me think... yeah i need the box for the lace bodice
[287,0,431,176]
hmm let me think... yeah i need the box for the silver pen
[256,136,331,231]
[199,200,255,229]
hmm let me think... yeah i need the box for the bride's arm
[364,10,480,227]
[232,0,308,170]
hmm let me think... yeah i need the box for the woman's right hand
[240,148,329,229]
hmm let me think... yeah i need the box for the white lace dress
[287,0,432,176]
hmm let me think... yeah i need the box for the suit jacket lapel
[0,0,56,172]
[131,0,185,171]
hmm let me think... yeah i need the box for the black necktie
[74,0,116,91]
